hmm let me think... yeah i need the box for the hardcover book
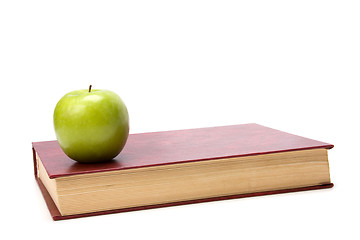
[32,123,334,220]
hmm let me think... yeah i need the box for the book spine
[32,146,38,178]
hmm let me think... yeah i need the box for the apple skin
[53,88,129,163]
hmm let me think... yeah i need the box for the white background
[0,1,359,239]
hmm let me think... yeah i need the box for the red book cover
[33,123,334,220]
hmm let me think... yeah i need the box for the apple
[53,85,129,163]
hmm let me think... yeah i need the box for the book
[33,123,334,220]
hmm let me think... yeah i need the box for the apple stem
[89,85,92,92]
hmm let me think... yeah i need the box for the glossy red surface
[33,123,333,179]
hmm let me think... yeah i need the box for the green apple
[53,86,129,163]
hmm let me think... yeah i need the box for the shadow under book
[32,123,334,220]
